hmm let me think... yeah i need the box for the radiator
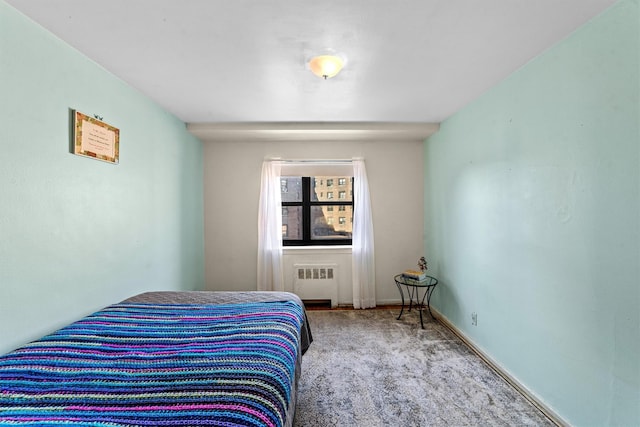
[293,264,338,308]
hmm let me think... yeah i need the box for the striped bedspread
[0,301,304,426]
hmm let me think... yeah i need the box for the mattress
[0,291,311,427]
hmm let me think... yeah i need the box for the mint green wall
[0,2,205,354]
[424,1,639,425]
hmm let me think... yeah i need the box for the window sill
[283,245,352,255]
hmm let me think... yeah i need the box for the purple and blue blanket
[0,301,304,426]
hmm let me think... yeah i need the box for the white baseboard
[431,308,568,427]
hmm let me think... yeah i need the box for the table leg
[426,286,435,319]
[417,285,436,329]
[407,286,416,312]
[396,282,405,320]
[418,287,428,329]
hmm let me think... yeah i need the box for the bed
[0,291,312,427]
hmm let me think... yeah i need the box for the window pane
[311,176,353,202]
[282,206,302,240]
[311,206,353,240]
[281,177,302,202]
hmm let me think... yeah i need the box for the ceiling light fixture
[308,53,345,80]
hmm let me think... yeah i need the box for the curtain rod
[265,158,359,164]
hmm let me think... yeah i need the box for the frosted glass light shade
[308,55,344,79]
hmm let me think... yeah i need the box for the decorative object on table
[402,269,427,281]
[418,256,428,272]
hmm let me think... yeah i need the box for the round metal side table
[394,274,438,329]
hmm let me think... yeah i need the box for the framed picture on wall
[73,110,119,164]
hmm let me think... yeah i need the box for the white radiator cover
[293,264,338,308]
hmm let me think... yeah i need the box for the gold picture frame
[73,110,119,164]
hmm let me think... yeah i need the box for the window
[281,176,353,246]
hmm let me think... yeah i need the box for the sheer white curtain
[352,158,376,309]
[257,160,284,291]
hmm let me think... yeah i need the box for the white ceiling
[6,0,617,126]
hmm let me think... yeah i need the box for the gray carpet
[294,309,554,427]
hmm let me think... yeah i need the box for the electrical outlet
[471,312,478,326]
